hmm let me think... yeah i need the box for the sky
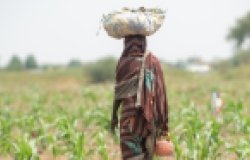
[0,0,250,66]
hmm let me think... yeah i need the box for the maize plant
[0,68,249,159]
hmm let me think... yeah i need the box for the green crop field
[0,66,250,160]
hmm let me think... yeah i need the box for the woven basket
[102,7,165,39]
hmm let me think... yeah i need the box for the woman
[111,35,168,160]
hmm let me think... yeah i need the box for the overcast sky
[0,0,250,66]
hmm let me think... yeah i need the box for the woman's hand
[160,131,167,137]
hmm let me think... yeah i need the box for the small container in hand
[155,134,174,156]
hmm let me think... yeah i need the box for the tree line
[2,54,86,71]
[5,55,38,71]
[1,10,249,83]
[2,54,117,83]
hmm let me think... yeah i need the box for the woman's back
[111,35,168,160]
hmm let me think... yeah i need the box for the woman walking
[111,35,169,160]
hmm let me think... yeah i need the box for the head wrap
[122,35,146,57]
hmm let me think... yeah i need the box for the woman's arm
[154,59,169,136]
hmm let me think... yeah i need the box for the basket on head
[102,7,165,39]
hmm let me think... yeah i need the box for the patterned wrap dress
[114,51,168,160]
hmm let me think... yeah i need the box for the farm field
[0,67,250,160]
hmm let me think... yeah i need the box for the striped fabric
[115,51,168,160]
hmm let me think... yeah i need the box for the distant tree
[25,54,38,69]
[85,56,116,83]
[218,11,250,68]
[187,57,203,64]
[231,49,250,66]
[68,59,82,68]
[175,60,186,69]
[213,49,250,69]
[6,55,24,71]
[227,11,250,48]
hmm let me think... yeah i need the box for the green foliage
[227,139,250,160]
[231,50,250,66]
[95,132,109,160]
[0,67,249,159]
[213,49,250,69]
[85,56,116,83]
[70,133,86,160]
[6,55,24,71]
[0,108,13,154]
[12,134,39,160]
[216,11,250,70]
[227,11,250,48]
[68,59,82,68]
[25,55,38,69]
